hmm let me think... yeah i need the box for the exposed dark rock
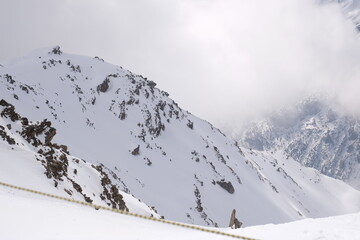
[234,141,245,156]
[94,56,104,62]
[71,180,82,192]
[213,146,226,164]
[138,129,146,142]
[40,144,69,181]
[0,99,9,106]
[228,209,242,229]
[21,119,56,147]
[119,101,126,120]
[44,156,68,180]
[49,46,62,55]
[144,89,150,99]
[91,97,96,105]
[0,101,21,121]
[193,185,217,226]
[132,145,140,155]
[134,84,141,95]
[161,90,169,97]
[145,157,152,166]
[69,178,93,203]
[4,74,15,84]
[0,100,100,205]
[59,154,67,161]
[216,179,235,194]
[187,120,194,130]
[144,107,165,137]
[0,126,16,145]
[0,104,68,180]
[45,128,56,145]
[147,80,157,88]
[97,78,110,93]
[20,85,29,94]
[194,186,203,212]
[59,145,69,154]
[64,189,72,196]
[92,164,128,211]
[21,117,29,125]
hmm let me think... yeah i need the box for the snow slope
[1,47,360,228]
[233,211,360,240]
[0,185,230,240]
[0,100,159,217]
[1,185,359,240]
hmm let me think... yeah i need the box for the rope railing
[0,181,259,240]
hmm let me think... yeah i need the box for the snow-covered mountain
[239,96,360,190]
[1,47,360,228]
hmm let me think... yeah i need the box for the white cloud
[1,0,360,128]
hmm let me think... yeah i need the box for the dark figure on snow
[228,209,242,229]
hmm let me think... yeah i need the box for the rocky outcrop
[97,78,110,93]
[0,125,15,145]
[49,46,62,55]
[0,99,21,121]
[21,119,56,147]
[0,99,129,210]
[92,164,128,211]
[216,179,235,194]
[131,145,140,156]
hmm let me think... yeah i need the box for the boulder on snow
[131,145,140,156]
[97,78,110,93]
[216,179,235,194]
[49,46,62,55]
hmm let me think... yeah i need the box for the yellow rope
[0,181,259,240]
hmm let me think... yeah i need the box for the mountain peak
[25,45,63,59]
[1,49,360,227]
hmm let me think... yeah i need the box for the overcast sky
[1,0,360,129]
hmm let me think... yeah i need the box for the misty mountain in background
[225,0,360,192]
[1,47,359,228]
[239,95,360,190]
[325,0,360,30]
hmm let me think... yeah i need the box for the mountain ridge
[1,46,360,227]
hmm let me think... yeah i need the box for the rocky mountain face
[1,47,360,227]
[239,96,360,190]
[0,99,159,217]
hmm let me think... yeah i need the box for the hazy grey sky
[1,0,360,128]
